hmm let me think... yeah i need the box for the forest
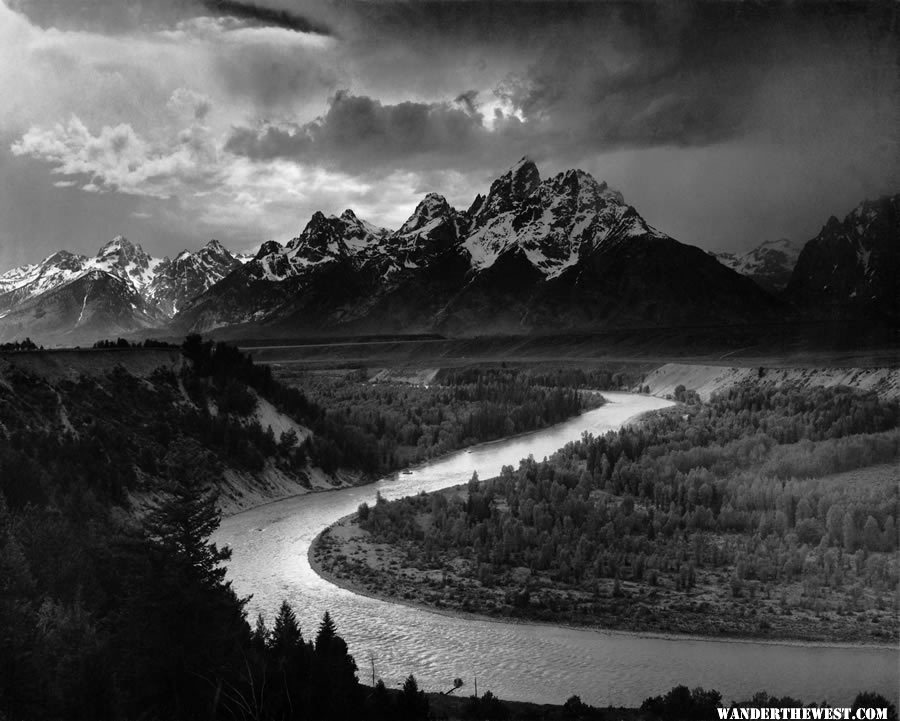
[0,339,608,720]
[275,364,612,474]
[326,383,900,642]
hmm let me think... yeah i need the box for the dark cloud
[490,2,897,152]
[201,0,332,35]
[226,1,898,174]
[8,0,332,34]
[226,91,494,169]
[454,90,479,117]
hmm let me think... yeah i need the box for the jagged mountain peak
[380,193,466,279]
[169,239,236,266]
[286,209,388,260]
[786,194,898,319]
[498,156,540,195]
[509,156,540,183]
[91,234,161,294]
[204,238,230,255]
[759,237,795,249]
[255,240,283,259]
[547,168,625,207]
[289,213,353,257]
[147,239,242,316]
[398,193,454,236]
[96,235,147,263]
[470,157,542,227]
[45,249,83,264]
[463,160,658,278]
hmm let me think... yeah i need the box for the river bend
[214,393,898,706]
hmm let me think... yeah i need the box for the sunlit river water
[214,393,898,706]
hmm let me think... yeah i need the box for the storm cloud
[7,0,333,33]
[225,91,495,170]
[225,2,898,177]
[3,0,898,268]
[201,0,332,35]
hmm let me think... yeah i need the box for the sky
[0,0,897,270]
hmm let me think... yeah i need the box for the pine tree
[315,610,337,652]
[371,678,392,721]
[114,439,249,720]
[311,611,360,719]
[272,601,303,654]
[397,674,429,721]
[251,613,270,653]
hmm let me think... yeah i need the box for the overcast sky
[0,0,897,269]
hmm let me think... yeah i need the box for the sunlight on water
[214,393,898,706]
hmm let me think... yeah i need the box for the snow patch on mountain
[0,236,245,322]
[711,238,801,293]
[464,162,659,278]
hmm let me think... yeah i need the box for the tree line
[355,382,899,636]
[0,338,40,351]
[277,363,604,475]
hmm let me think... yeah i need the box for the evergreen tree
[396,674,429,720]
[315,610,337,653]
[114,439,249,720]
[311,611,361,719]
[272,601,303,654]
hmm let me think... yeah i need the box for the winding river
[214,393,898,706]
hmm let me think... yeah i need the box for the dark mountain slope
[786,195,899,322]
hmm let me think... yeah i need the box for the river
[214,392,898,706]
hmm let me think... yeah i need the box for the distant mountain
[785,195,899,322]
[711,238,801,293]
[170,211,391,333]
[0,270,163,344]
[0,236,244,343]
[174,159,778,336]
[146,239,243,316]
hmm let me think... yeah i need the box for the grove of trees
[352,383,900,640]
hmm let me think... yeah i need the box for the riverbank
[217,384,610,518]
[309,507,898,648]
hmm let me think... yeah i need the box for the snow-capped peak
[469,157,541,228]
[146,239,242,315]
[548,168,625,207]
[96,235,149,266]
[203,239,230,255]
[255,240,283,259]
[463,160,657,278]
[90,235,161,292]
[398,193,453,236]
[0,234,246,323]
[285,209,388,264]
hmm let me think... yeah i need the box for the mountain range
[170,159,777,337]
[0,238,245,343]
[0,159,896,345]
